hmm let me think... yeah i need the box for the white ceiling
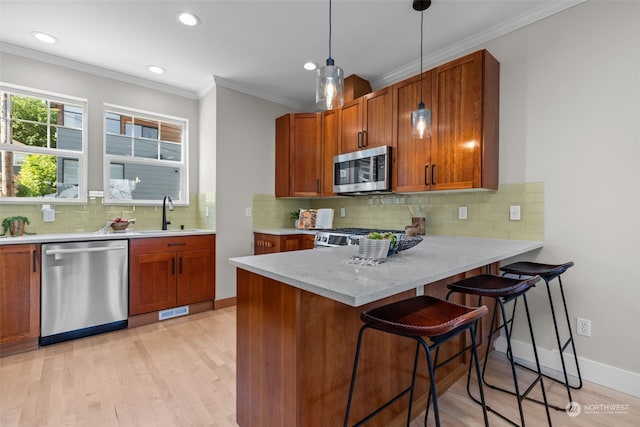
[0,0,583,111]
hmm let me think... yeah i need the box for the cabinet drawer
[130,234,215,254]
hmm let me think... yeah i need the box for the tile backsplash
[0,193,216,235]
[253,183,544,241]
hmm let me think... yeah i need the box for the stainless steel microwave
[333,145,391,194]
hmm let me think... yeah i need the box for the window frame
[102,103,188,206]
[0,82,88,204]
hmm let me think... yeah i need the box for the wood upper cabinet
[339,87,393,153]
[275,113,322,197]
[0,244,40,356]
[393,49,499,192]
[392,70,434,192]
[320,108,339,196]
[129,235,215,316]
[254,233,315,255]
[430,49,499,190]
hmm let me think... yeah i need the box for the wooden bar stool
[500,261,581,409]
[446,274,552,427]
[344,295,490,427]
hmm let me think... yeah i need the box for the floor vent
[159,306,189,321]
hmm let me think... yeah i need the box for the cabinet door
[254,233,281,255]
[392,71,433,192]
[290,113,322,197]
[177,248,215,306]
[129,252,176,315]
[362,87,393,149]
[339,99,362,153]
[0,244,40,353]
[431,50,499,190]
[275,114,291,197]
[321,109,339,195]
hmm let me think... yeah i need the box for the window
[0,83,87,202]
[103,104,187,205]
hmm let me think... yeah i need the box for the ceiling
[0,0,583,111]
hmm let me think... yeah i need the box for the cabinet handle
[168,243,186,247]
[316,178,320,193]
[172,258,175,275]
[432,164,436,185]
[33,249,37,273]
[424,165,429,186]
[179,256,183,274]
[357,131,362,148]
[362,130,368,147]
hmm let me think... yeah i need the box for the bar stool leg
[504,272,583,410]
[522,293,553,426]
[552,275,583,390]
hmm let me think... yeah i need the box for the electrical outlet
[245,207,252,217]
[510,205,521,221]
[458,206,468,220]
[577,318,591,337]
[340,207,346,217]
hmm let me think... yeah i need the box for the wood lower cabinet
[340,87,392,153]
[129,235,215,316]
[0,244,40,356]
[254,232,315,255]
[275,113,322,197]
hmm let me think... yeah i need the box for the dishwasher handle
[45,245,127,255]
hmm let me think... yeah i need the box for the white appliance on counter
[314,228,403,247]
[40,240,128,346]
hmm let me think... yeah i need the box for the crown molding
[372,0,586,90]
[212,76,307,111]
[0,42,200,100]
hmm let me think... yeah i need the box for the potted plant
[2,216,30,237]
[290,209,301,228]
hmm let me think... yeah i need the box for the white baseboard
[494,336,640,399]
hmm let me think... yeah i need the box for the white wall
[214,85,291,300]
[199,85,216,194]
[483,0,640,380]
[0,53,200,194]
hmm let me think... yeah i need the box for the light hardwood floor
[1,306,638,426]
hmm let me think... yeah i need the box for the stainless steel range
[314,228,403,247]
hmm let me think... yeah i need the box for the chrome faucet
[162,195,174,230]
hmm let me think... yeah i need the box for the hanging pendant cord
[419,10,424,104]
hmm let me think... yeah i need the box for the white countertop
[230,235,543,307]
[0,229,215,245]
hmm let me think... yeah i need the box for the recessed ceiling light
[31,31,58,44]
[176,11,200,26]
[303,61,318,71]
[148,65,165,74]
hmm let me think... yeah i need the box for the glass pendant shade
[316,59,344,110]
[412,102,432,138]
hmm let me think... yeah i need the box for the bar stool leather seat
[344,295,489,427]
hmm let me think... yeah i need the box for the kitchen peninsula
[230,235,542,426]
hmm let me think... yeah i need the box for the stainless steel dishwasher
[40,240,128,345]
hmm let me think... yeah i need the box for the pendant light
[316,0,344,110]
[412,0,432,138]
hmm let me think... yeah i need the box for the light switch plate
[458,206,468,220]
[510,205,521,221]
[43,208,55,222]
